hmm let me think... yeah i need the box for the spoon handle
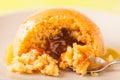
[88,60,120,73]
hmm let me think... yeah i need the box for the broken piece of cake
[5,9,104,76]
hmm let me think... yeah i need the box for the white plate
[0,8,120,80]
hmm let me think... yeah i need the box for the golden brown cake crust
[13,9,104,57]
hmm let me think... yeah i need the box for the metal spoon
[87,57,120,73]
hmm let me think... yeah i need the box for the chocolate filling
[46,28,85,59]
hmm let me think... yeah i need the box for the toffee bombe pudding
[5,9,104,76]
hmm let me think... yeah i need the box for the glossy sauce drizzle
[46,28,85,59]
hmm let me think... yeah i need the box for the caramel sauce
[45,28,85,59]
[104,48,120,61]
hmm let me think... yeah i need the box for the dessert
[5,9,104,76]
